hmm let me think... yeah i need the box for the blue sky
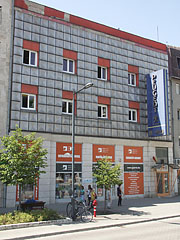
[32,0,180,47]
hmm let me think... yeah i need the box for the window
[98,104,107,118]
[129,109,137,122]
[23,49,37,66]
[128,65,139,87]
[155,147,168,164]
[178,110,180,120]
[63,49,77,74]
[98,57,110,81]
[21,93,36,110]
[63,58,74,74]
[177,57,180,69]
[62,99,72,114]
[128,73,136,86]
[98,66,107,80]
[176,83,180,95]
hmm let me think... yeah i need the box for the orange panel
[56,142,82,162]
[124,172,144,195]
[93,144,115,162]
[124,146,143,163]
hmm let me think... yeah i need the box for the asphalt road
[2,216,180,240]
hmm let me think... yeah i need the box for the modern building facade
[0,0,177,207]
[168,46,180,194]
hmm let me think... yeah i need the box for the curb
[0,218,72,231]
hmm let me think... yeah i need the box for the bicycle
[66,198,93,222]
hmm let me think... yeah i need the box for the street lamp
[71,82,93,221]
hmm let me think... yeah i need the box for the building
[168,46,180,194]
[0,0,176,207]
[0,0,13,207]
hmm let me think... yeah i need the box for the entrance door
[157,172,169,196]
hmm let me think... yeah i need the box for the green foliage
[0,209,64,225]
[93,158,122,190]
[0,127,48,186]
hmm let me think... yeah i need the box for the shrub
[0,208,64,225]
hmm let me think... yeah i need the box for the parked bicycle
[66,198,93,222]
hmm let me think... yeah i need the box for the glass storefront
[56,163,82,199]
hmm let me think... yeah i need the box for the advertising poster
[93,144,115,162]
[146,69,169,137]
[124,146,144,195]
[56,142,82,162]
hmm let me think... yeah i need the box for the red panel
[21,84,38,95]
[44,6,64,19]
[98,57,110,67]
[128,65,139,74]
[63,49,77,60]
[56,142,82,162]
[124,146,143,163]
[98,96,110,105]
[93,145,115,162]
[62,91,73,100]
[129,101,139,109]
[70,15,167,52]
[124,172,144,195]
[14,0,28,10]
[23,40,39,52]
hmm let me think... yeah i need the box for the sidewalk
[0,195,180,239]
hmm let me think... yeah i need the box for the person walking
[117,184,123,206]
[80,185,85,203]
[87,185,92,206]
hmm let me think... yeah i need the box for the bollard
[94,205,96,217]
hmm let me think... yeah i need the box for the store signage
[124,146,143,163]
[124,164,143,172]
[56,142,82,162]
[124,172,144,195]
[146,69,169,137]
[93,144,115,162]
[56,163,82,172]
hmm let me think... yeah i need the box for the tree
[93,158,122,212]
[0,127,48,206]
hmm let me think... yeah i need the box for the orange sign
[124,146,143,163]
[124,172,144,195]
[56,142,82,162]
[93,145,115,162]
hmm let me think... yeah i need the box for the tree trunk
[18,184,22,210]
[104,188,107,214]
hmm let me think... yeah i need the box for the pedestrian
[80,185,85,203]
[90,188,96,208]
[87,185,92,206]
[117,183,123,206]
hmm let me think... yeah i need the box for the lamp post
[71,82,93,221]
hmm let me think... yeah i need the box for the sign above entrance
[56,142,82,162]
[93,144,115,162]
[124,146,143,163]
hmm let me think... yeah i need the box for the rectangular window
[98,66,107,80]
[176,83,180,95]
[129,109,137,122]
[23,49,37,66]
[62,99,72,114]
[177,57,180,69]
[178,110,180,120]
[98,104,107,118]
[156,147,168,164]
[21,93,36,110]
[63,58,74,74]
[128,73,136,86]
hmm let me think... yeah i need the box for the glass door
[157,172,169,196]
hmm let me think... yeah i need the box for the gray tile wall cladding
[11,10,169,139]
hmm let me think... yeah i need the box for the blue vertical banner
[146,69,169,137]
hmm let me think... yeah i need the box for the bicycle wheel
[81,210,93,222]
[66,202,72,218]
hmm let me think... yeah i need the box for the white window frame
[62,99,72,114]
[23,49,37,67]
[98,66,107,80]
[98,104,108,118]
[128,109,137,122]
[21,93,36,110]
[128,73,136,86]
[176,83,180,95]
[63,58,75,74]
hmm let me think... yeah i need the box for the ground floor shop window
[56,171,82,199]
[16,183,39,201]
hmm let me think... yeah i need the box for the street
[1,216,180,240]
